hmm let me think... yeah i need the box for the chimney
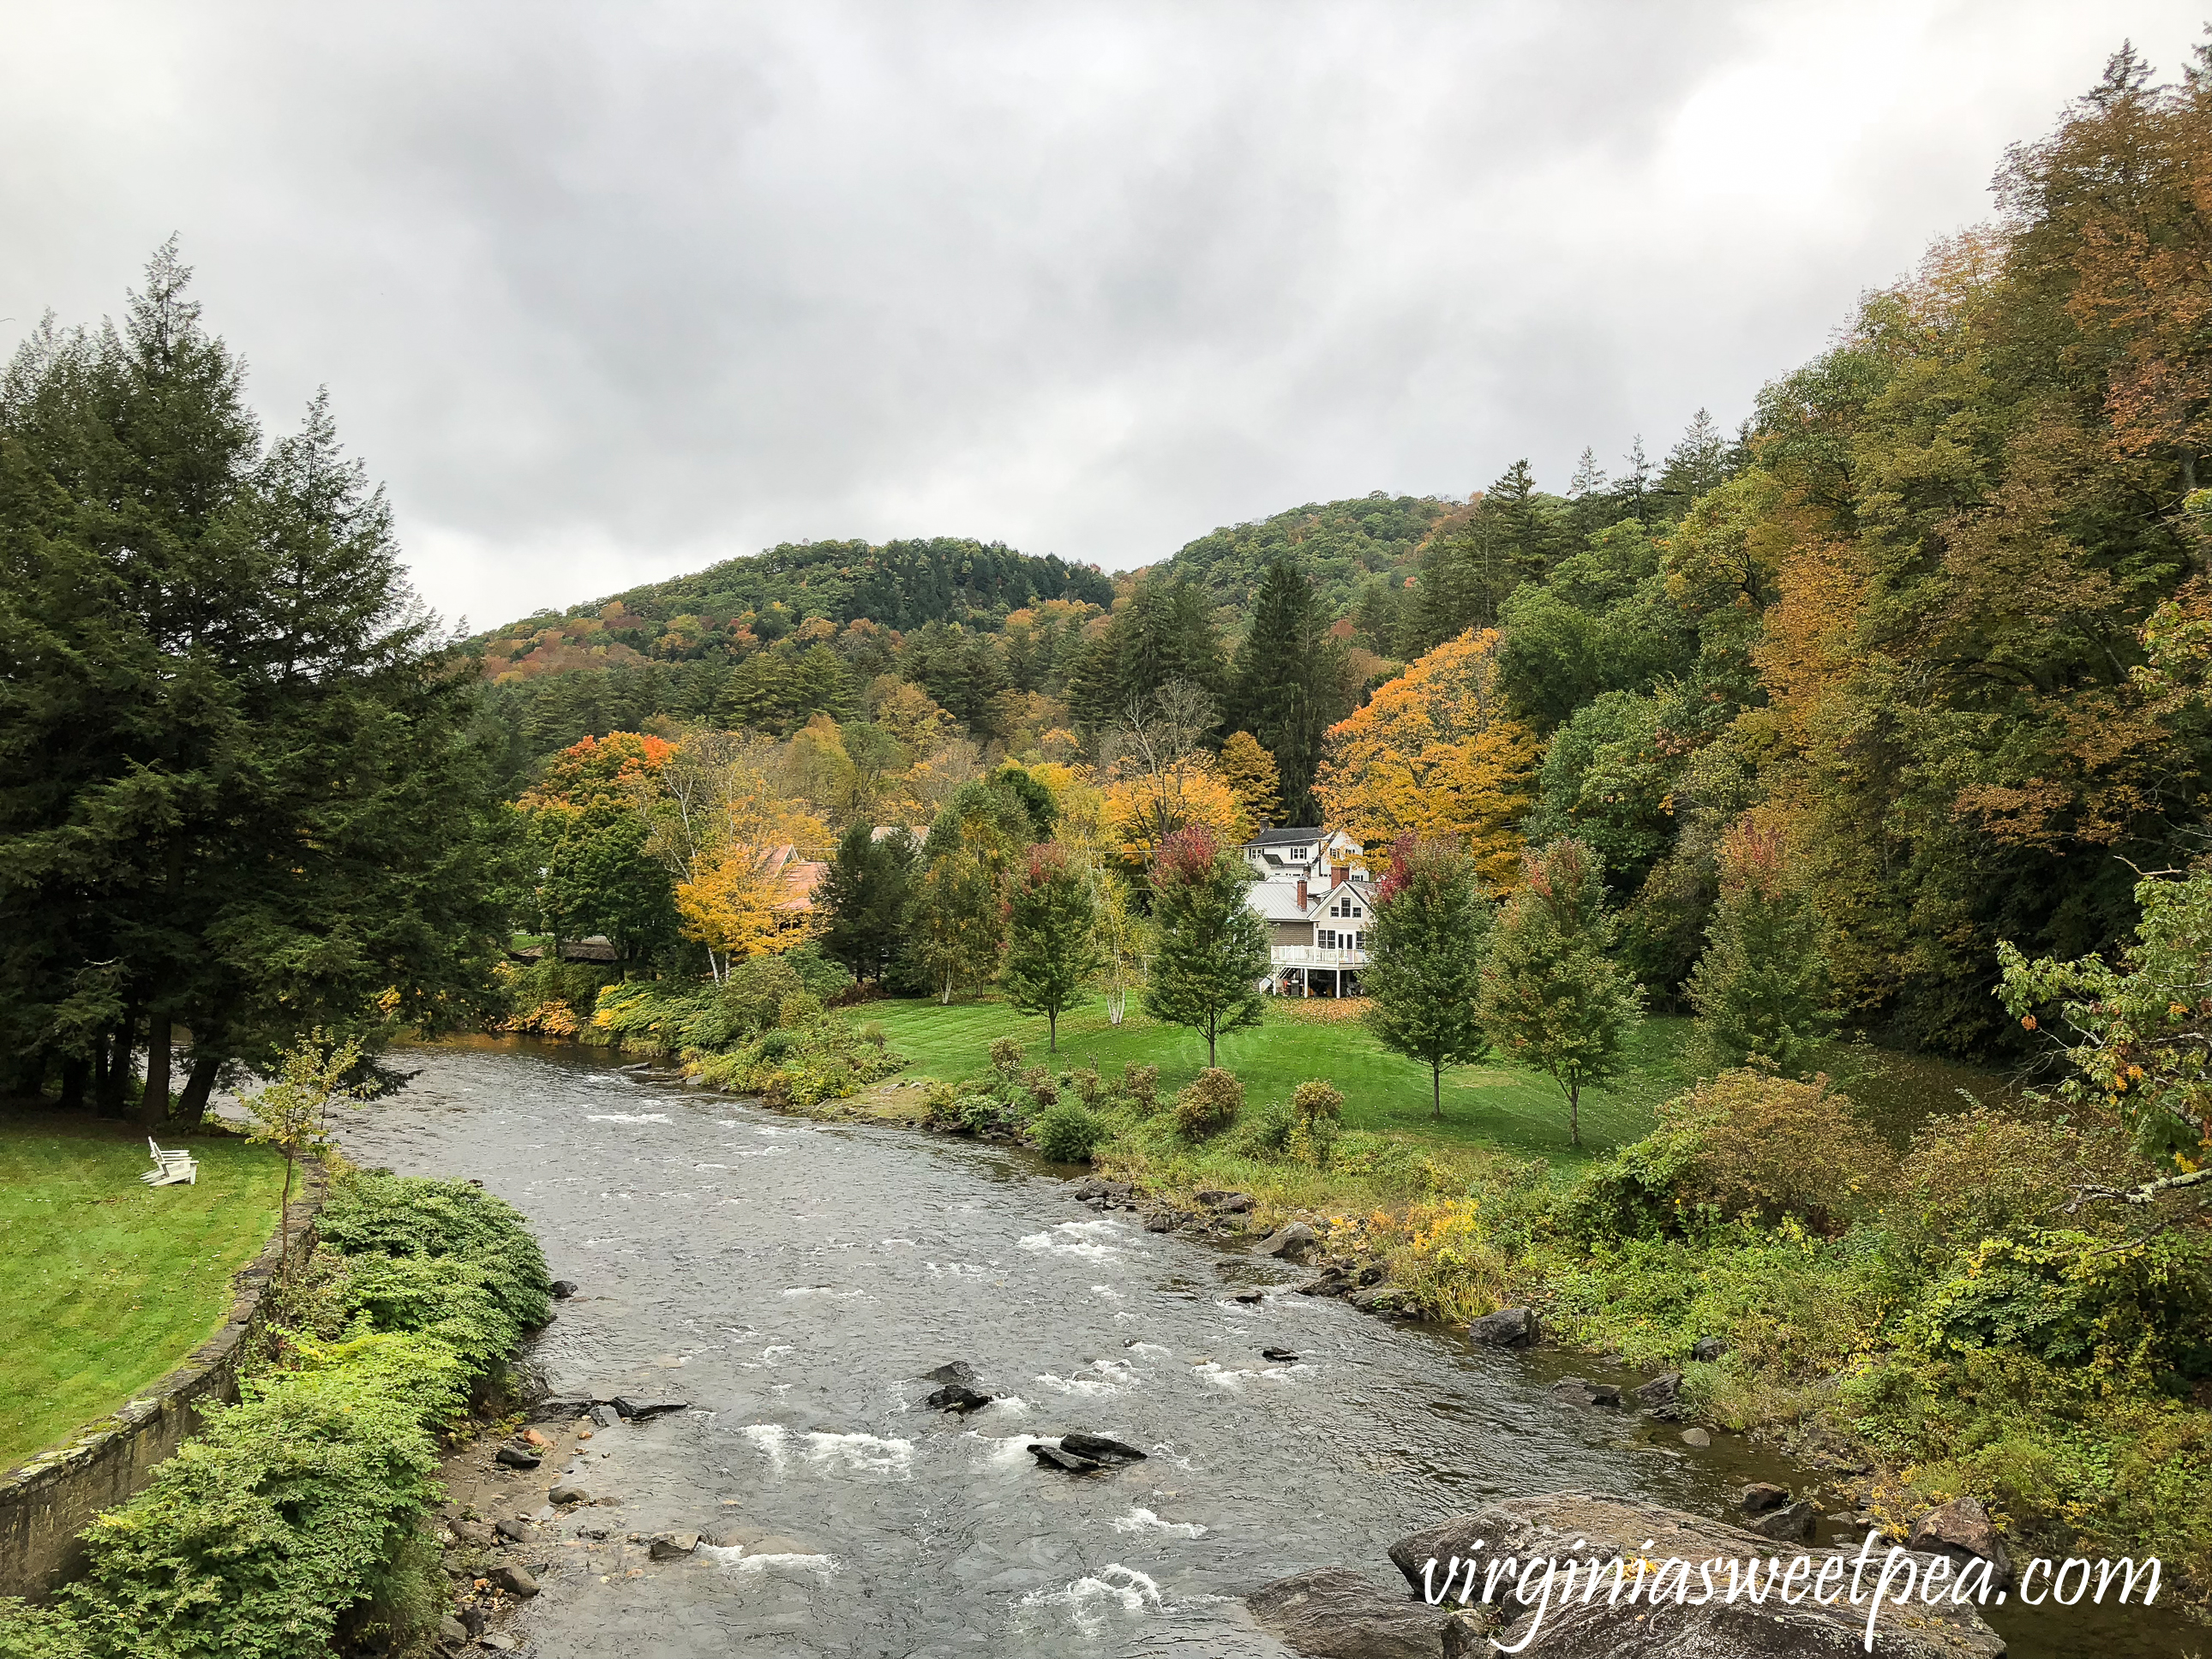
[1332,863,1348,889]
[1296,877,1307,908]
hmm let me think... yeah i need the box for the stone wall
[0,1159,327,1600]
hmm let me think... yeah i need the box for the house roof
[1247,878,1316,922]
[764,845,829,910]
[1247,826,1324,846]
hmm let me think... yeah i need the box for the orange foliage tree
[1312,629,1538,886]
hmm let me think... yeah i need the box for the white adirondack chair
[141,1136,199,1187]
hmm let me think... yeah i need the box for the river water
[335,1039,2194,1658]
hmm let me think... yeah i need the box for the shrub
[754,1028,796,1062]
[0,1598,92,1659]
[1174,1068,1244,1139]
[1655,1069,1893,1232]
[1017,1064,1059,1108]
[1233,1099,1295,1159]
[988,1037,1027,1076]
[1288,1080,1345,1166]
[1886,1104,2100,1266]
[1034,1100,1110,1164]
[1066,1063,1108,1109]
[956,1093,1002,1135]
[1120,1063,1160,1115]
[776,991,824,1029]
[920,1080,959,1125]
[859,1021,886,1049]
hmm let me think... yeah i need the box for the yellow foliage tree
[1102,758,1245,867]
[1313,628,1538,886]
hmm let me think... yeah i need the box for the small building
[1241,828,1374,997]
[764,845,829,937]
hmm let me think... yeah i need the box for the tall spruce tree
[1142,826,1268,1065]
[1225,560,1345,824]
[0,244,513,1118]
[1363,836,1495,1120]
[1686,824,1831,1077]
[1001,842,1100,1051]
[818,823,918,985]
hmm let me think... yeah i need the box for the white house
[1241,827,1374,997]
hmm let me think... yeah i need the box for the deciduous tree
[1363,836,1496,1120]
[1143,826,1269,1065]
[1002,842,1101,1051]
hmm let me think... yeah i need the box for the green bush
[1066,1063,1107,1109]
[23,1171,553,1659]
[1288,1080,1345,1166]
[1120,1063,1160,1114]
[956,1093,1003,1134]
[1034,1100,1109,1164]
[988,1037,1026,1076]
[1232,1099,1295,1159]
[1174,1068,1243,1139]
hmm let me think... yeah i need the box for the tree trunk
[96,1014,136,1119]
[1207,1021,1217,1068]
[1047,1009,1058,1053]
[1568,1081,1581,1148]
[1432,1062,1442,1121]
[137,1011,173,1125]
[174,1051,223,1129]
[60,1055,89,1113]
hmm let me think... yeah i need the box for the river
[334,1039,2194,1658]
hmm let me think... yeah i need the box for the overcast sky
[3,2,2205,631]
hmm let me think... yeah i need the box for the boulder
[494,1518,532,1542]
[589,1403,622,1429]
[1232,1288,1265,1304]
[1634,1369,1685,1416]
[1739,1482,1789,1515]
[1257,1221,1324,1263]
[1681,1428,1711,1447]
[489,1565,539,1598]
[549,1482,592,1506]
[1196,1189,1256,1213]
[1297,1269,1353,1297]
[1466,1307,1538,1348]
[1550,1378,1623,1407]
[610,1397,687,1420]
[923,1382,993,1414]
[549,1279,578,1299]
[1071,1176,1134,1201]
[1692,1336,1729,1363]
[1142,1210,1184,1233]
[1246,1566,1490,1659]
[493,1446,542,1470]
[1028,1443,1104,1473]
[1746,1500,1815,1542]
[1262,1346,1301,1363]
[1389,1494,2004,1659]
[1058,1432,1146,1462]
[448,1519,495,1547]
[920,1361,981,1386]
[1348,1286,1408,1314]
[1907,1496,2012,1587]
[650,1531,699,1561]
[437,1614,470,1647]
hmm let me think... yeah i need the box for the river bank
[347,1038,2198,1656]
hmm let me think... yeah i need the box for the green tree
[1478,838,1645,1147]
[818,822,917,985]
[1001,842,1101,1051]
[241,1028,364,1249]
[1226,560,1346,824]
[1363,835,1496,1120]
[538,800,680,965]
[1143,825,1268,1065]
[0,244,514,1121]
[1686,824,1832,1078]
[908,848,1004,1003]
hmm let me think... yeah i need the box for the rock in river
[610,1397,687,1420]
[1028,1443,1105,1473]
[1466,1306,1538,1347]
[923,1382,993,1413]
[650,1531,699,1560]
[1247,1566,1488,1658]
[1388,1494,2004,1659]
[549,1482,592,1506]
[549,1279,578,1299]
[1907,1495,2012,1587]
[1058,1432,1145,1462]
[489,1565,539,1598]
[493,1446,542,1470]
[1195,1189,1256,1213]
[1745,1499,1815,1542]
[1256,1220,1322,1262]
[920,1360,981,1386]
[1739,1482,1789,1515]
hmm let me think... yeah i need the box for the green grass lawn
[0,1118,288,1471]
[861,996,1700,1166]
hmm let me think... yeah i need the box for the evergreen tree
[1477,838,1645,1147]
[1225,560,1345,824]
[1410,461,1563,650]
[1142,826,1268,1065]
[818,823,917,985]
[1363,836,1495,1120]
[1215,731,1283,831]
[0,244,513,1119]
[1654,409,1733,519]
[1686,824,1831,1077]
[907,847,1004,1003]
[1001,842,1101,1051]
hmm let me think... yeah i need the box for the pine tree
[819,823,917,985]
[1686,824,1831,1077]
[1142,826,1269,1065]
[1477,838,1644,1148]
[1226,560,1345,823]
[1215,731,1283,831]
[1001,842,1101,1051]
[1363,836,1495,1119]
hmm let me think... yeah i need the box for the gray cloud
[3,0,2203,628]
